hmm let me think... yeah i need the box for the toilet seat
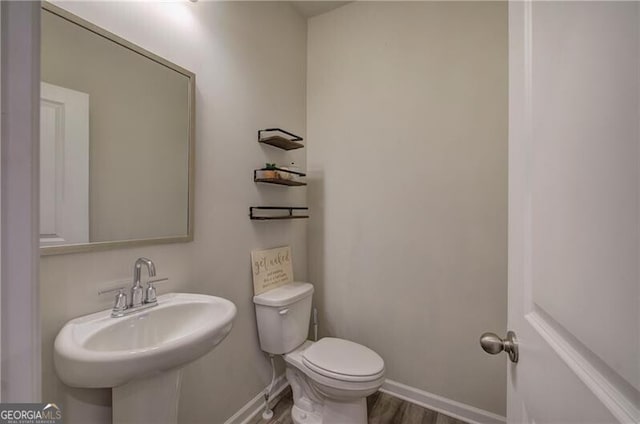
[302,338,385,383]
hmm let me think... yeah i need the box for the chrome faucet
[132,257,156,307]
[99,257,168,318]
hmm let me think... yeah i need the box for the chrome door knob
[480,331,519,363]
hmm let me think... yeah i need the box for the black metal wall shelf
[250,206,309,220]
[254,167,307,187]
[255,178,307,187]
[258,128,304,151]
[253,128,307,220]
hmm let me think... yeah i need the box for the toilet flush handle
[279,309,289,316]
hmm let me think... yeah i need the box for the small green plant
[265,163,277,170]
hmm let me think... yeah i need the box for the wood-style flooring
[248,387,468,424]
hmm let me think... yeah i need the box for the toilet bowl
[253,282,385,424]
[285,339,385,424]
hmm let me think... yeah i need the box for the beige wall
[40,2,307,423]
[41,9,190,242]
[307,1,508,415]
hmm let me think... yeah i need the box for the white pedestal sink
[54,293,237,424]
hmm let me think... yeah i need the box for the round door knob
[480,331,519,363]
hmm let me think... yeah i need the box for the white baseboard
[224,376,505,424]
[380,379,506,424]
[223,374,289,424]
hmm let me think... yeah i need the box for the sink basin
[54,292,237,388]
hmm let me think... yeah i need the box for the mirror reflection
[40,5,194,254]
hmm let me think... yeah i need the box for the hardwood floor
[248,388,468,424]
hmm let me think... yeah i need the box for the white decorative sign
[251,246,293,295]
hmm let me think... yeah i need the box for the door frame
[0,1,41,402]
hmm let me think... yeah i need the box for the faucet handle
[98,286,128,316]
[144,277,169,304]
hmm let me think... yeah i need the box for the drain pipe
[262,354,277,420]
[313,307,319,341]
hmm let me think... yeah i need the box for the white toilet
[253,282,385,424]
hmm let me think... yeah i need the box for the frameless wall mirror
[40,3,195,255]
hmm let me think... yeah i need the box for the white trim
[527,311,639,424]
[0,1,41,402]
[0,0,3,398]
[223,376,506,424]
[380,379,506,424]
[223,375,289,424]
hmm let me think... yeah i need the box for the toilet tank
[253,282,314,354]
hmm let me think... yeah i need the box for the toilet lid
[302,338,384,380]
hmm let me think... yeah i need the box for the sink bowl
[54,292,237,388]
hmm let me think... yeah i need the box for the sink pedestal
[112,369,183,424]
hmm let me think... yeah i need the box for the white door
[504,1,639,423]
[40,82,89,246]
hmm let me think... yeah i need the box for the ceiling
[290,1,351,18]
